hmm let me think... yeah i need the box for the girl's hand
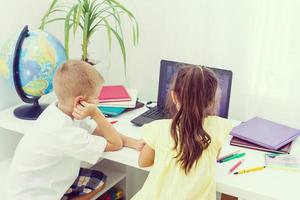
[72,101,98,120]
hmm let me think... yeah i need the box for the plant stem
[82,40,88,61]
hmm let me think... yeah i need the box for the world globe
[0,26,66,120]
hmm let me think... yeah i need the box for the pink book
[98,85,131,103]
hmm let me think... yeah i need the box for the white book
[99,89,138,108]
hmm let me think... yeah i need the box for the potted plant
[39,0,139,70]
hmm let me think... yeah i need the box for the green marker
[220,153,246,163]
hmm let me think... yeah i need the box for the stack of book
[230,117,300,154]
[98,85,142,116]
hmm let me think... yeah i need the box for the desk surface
[1,101,300,200]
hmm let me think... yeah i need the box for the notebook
[230,136,292,154]
[99,101,144,117]
[231,117,300,150]
[98,106,126,116]
[99,89,138,108]
[99,85,131,103]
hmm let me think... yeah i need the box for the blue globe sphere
[0,28,66,97]
[0,26,66,120]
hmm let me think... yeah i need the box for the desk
[1,102,300,200]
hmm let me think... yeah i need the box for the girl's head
[168,64,219,174]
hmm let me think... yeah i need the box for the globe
[0,26,66,120]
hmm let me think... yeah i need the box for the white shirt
[6,103,107,200]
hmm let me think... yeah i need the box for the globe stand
[13,100,48,120]
[12,25,49,120]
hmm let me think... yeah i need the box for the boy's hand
[135,139,146,151]
[72,101,99,120]
[121,134,145,151]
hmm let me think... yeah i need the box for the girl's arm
[138,144,155,167]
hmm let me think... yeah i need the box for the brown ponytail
[169,65,218,174]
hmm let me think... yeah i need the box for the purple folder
[231,117,300,150]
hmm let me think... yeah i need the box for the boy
[7,60,144,200]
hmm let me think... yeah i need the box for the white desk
[1,103,300,200]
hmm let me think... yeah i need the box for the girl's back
[132,117,231,200]
[132,65,232,200]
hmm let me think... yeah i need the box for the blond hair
[53,60,104,103]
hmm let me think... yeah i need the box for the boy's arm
[91,112,123,151]
[94,127,145,151]
[73,102,123,152]
[120,134,145,151]
[138,144,155,167]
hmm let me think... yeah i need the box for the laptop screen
[157,60,233,118]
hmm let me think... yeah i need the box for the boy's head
[53,60,104,107]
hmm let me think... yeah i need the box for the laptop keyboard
[141,108,165,119]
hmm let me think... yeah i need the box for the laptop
[130,60,233,126]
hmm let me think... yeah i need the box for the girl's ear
[73,95,84,107]
[171,91,180,110]
[171,90,177,105]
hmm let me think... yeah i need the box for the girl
[131,65,232,200]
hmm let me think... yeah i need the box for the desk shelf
[91,159,126,200]
[2,102,300,200]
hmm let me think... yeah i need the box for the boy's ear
[73,96,84,107]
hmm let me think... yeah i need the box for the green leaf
[108,0,139,45]
[82,12,90,61]
[64,5,78,59]
[39,0,59,29]
[109,0,135,18]
[106,0,123,39]
[45,17,66,25]
[73,3,83,36]
[102,17,112,53]
[110,27,127,76]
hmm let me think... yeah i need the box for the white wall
[104,0,300,128]
[2,0,299,128]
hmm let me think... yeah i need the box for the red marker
[110,120,118,124]
[229,159,245,174]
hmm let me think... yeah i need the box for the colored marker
[219,153,246,163]
[110,120,118,124]
[234,166,265,175]
[229,159,245,174]
[217,150,241,162]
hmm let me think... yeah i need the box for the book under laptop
[130,60,233,126]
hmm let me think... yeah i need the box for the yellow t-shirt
[131,116,232,200]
